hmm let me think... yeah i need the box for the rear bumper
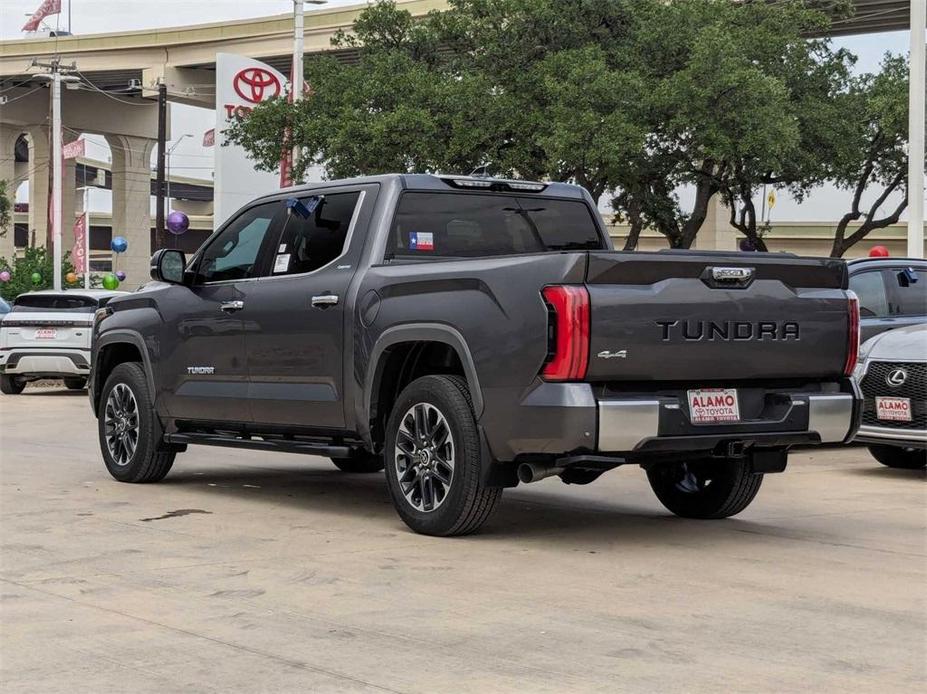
[0,348,91,377]
[854,424,927,449]
[598,392,857,453]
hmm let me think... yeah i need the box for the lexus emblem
[886,368,908,387]
[233,68,281,104]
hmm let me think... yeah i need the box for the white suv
[0,290,126,394]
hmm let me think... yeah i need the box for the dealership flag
[22,0,61,32]
[62,138,85,160]
[71,213,87,273]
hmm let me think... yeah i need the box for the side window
[271,192,360,276]
[891,268,926,316]
[849,271,889,318]
[196,203,279,283]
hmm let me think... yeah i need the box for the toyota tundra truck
[89,174,861,536]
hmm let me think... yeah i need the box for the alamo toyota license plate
[875,396,912,422]
[687,388,741,424]
[34,328,57,340]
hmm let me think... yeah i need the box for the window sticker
[409,232,434,251]
[273,253,291,273]
[278,244,288,253]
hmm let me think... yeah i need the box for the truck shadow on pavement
[157,466,777,543]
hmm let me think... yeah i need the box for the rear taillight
[844,294,859,376]
[541,285,590,381]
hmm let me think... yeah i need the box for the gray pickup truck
[89,174,860,536]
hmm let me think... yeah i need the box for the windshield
[390,193,605,259]
[12,294,99,313]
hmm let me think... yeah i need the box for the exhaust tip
[517,462,535,484]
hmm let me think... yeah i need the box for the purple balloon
[116,271,127,281]
[739,238,756,252]
[0,270,10,282]
[167,210,190,235]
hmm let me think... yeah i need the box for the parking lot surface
[1,386,924,693]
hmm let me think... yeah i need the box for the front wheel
[0,374,26,395]
[384,375,501,536]
[98,362,175,483]
[868,444,926,470]
[646,458,763,519]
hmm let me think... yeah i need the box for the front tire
[647,458,763,519]
[0,374,26,395]
[64,377,87,390]
[98,362,175,483]
[384,375,501,536]
[868,444,927,470]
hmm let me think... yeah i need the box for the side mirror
[150,249,187,285]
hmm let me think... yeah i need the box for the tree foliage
[0,246,76,302]
[0,180,11,235]
[226,0,907,253]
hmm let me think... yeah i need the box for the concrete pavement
[1,386,924,693]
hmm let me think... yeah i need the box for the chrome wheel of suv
[394,402,455,512]
[104,382,139,466]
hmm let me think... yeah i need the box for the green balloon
[102,273,120,290]
[30,272,42,285]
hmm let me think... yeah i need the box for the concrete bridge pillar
[0,124,20,261]
[107,134,154,290]
[25,127,50,249]
[694,194,737,251]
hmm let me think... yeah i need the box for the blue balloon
[111,236,128,253]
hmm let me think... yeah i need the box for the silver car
[853,324,927,469]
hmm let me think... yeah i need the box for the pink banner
[72,214,87,273]
[22,0,61,32]
[63,138,85,160]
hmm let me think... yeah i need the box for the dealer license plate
[34,328,57,340]
[875,396,912,422]
[687,388,741,424]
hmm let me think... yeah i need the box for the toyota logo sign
[886,368,908,387]
[233,68,281,103]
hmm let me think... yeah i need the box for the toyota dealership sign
[214,54,288,228]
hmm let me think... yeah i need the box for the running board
[164,433,353,458]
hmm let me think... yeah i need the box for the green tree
[228,0,854,251]
[828,55,910,257]
[0,245,76,302]
[0,179,11,235]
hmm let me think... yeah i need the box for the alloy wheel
[394,402,455,512]
[104,383,140,466]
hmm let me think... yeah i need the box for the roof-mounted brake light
[441,177,548,192]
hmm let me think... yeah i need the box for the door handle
[219,300,244,313]
[311,294,339,308]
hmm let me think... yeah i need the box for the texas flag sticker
[409,232,434,251]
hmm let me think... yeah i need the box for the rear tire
[330,451,384,473]
[0,374,26,395]
[384,375,501,536]
[64,377,87,390]
[647,458,763,519]
[868,444,927,470]
[98,362,175,483]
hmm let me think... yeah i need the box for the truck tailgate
[584,251,851,382]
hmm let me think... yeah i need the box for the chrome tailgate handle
[311,294,339,308]
[219,300,244,313]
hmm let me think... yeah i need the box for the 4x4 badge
[886,368,907,387]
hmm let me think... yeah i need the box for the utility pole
[908,0,926,259]
[32,58,77,291]
[155,81,167,250]
[291,0,305,182]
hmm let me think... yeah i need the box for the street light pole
[291,1,327,184]
[51,67,62,290]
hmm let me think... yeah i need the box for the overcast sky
[1,0,913,221]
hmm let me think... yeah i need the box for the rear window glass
[849,271,889,318]
[389,193,604,259]
[12,294,98,312]
[892,268,926,316]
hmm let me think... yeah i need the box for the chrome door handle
[311,294,339,308]
[219,300,244,312]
